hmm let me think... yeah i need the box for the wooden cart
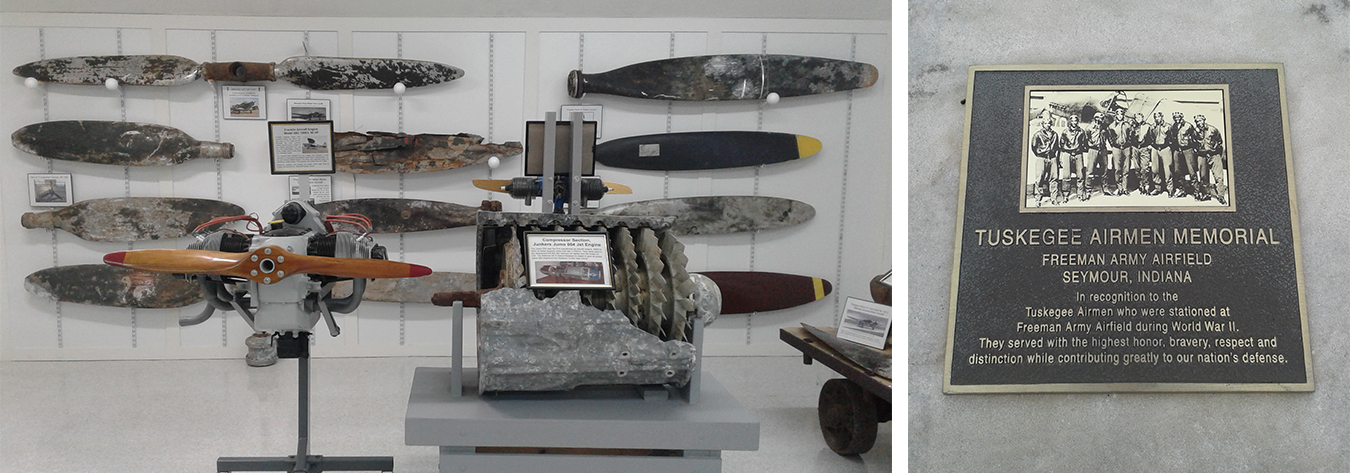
[780,326,891,455]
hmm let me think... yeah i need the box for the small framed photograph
[287,98,331,122]
[836,297,892,349]
[222,85,267,120]
[523,231,614,290]
[269,121,335,175]
[27,173,73,207]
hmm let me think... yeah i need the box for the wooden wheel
[818,378,878,455]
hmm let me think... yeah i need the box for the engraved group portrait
[1021,86,1234,212]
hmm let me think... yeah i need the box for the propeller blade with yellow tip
[593,131,819,171]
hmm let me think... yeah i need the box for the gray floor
[0,356,890,472]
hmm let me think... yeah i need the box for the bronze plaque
[945,64,1312,393]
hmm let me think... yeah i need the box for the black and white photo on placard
[1021,86,1233,212]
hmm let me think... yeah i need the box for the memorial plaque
[945,64,1312,393]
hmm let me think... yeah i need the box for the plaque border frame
[944,64,1312,394]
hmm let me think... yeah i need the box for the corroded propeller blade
[103,246,431,284]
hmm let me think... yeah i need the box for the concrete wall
[909,1,1350,471]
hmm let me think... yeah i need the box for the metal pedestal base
[406,367,758,473]
[219,332,393,473]
[217,455,393,473]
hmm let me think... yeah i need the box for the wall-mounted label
[638,144,661,157]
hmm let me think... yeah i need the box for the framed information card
[945,64,1311,393]
[269,121,335,175]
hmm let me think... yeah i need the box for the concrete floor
[0,356,890,472]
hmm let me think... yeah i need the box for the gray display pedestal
[405,367,759,473]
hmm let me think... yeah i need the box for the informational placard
[286,98,330,122]
[837,297,892,349]
[222,85,266,120]
[559,104,603,138]
[27,173,72,207]
[523,231,613,290]
[289,175,332,203]
[945,64,1311,393]
[269,121,335,175]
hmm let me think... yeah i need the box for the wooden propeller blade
[471,179,633,195]
[602,181,632,194]
[104,245,432,285]
[472,179,511,193]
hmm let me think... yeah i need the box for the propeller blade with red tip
[104,245,432,284]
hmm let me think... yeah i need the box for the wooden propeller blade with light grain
[103,246,432,284]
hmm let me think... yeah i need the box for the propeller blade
[472,179,511,193]
[603,181,633,194]
[104,248,247,275]
[471,179,633,195]
[284,251,433,280]
[104,246,431,284]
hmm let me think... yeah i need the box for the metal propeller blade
[103,246,432,284]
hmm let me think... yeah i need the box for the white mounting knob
[24,77,39,89]
[765,92,780,105]
[105,78,119,91]
[488,156,500,169]
[393,82,406,95]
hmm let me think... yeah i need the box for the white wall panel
[0,14,890,360]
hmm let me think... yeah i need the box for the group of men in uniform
[1030,106,1227,206]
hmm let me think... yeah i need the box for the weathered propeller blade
[25,264,202,308]
[103,246,432,284]
[594,196,814,235]
[569,54,878,101]
[21,197,244,242]
[202,56,464,90]
[13,55,201,86]
[15,54,463,90]
[312,198,481,234]
[12,121,233,166]
[332,271,477,303]
[333,131,521,173]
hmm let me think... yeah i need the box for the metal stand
[539,111,588,214]
[450,301,464,397]
[219,332,393,473]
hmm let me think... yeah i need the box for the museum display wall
[0,13,892,361]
